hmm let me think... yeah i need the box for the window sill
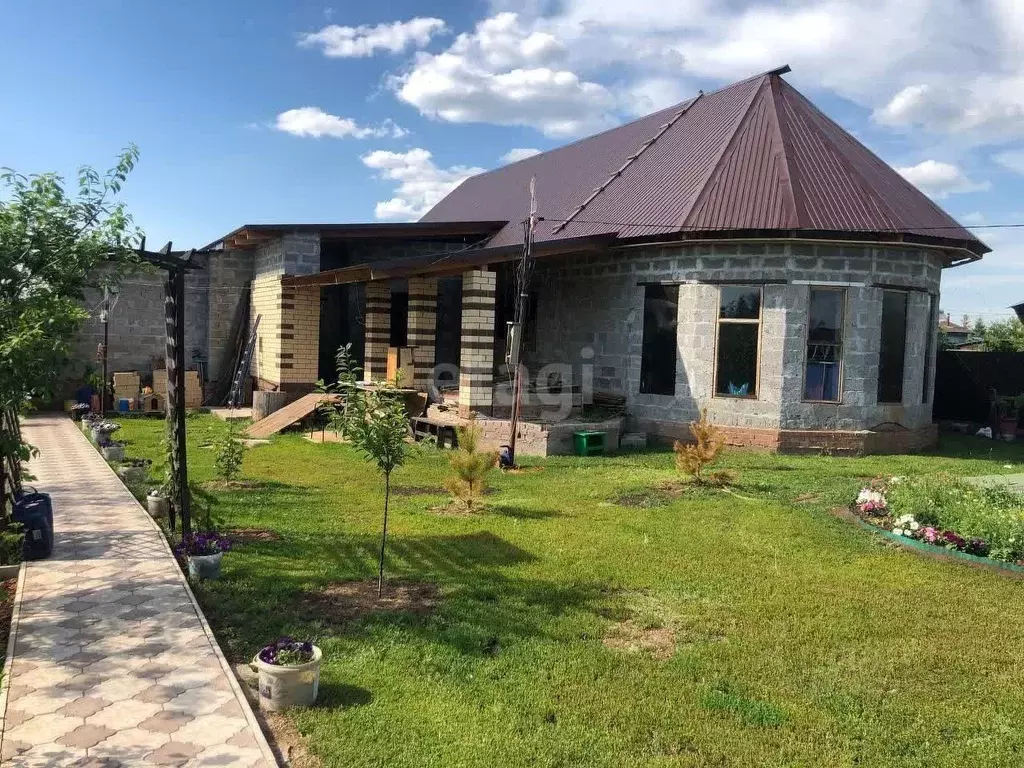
[802,399,842,405]
[713,393,758,400]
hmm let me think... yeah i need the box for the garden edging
[0,562,27,759]
[81,420,279,765]
[836,506,1024,578]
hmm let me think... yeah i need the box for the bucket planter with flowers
[92,421,120,446]
[101,442,125,462]
[117,457,151,483]
[253,637,322,711]
[174,533,232,580]
[71,403,90,422]
[147,489,170,520]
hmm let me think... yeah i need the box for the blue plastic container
[118,398,131,412]
[12,490,53,560]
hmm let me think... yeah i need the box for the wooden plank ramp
[246,392,338,438]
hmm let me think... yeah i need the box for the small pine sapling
[213,421,246,483]
[445,417,499,512]
[674,409,734,486]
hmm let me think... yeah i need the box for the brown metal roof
[421,67,988,259]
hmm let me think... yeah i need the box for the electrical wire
[535,216,1024,234]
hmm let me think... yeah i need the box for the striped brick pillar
[408,277,438,390]
[459,269,496,416]
[364,282,390,381]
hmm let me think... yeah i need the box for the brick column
[459,269,496,416]
[408,277,438,390]
[249,276,319,391]
[364,281,391,381]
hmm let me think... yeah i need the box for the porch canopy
[280,233,617,288]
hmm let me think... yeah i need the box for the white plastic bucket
[253,645,322,711]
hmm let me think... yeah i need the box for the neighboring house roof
[1011,302,1024,322]
[939,318,972,335]
[421,66,988,260]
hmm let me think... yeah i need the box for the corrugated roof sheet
[420,68,988,257]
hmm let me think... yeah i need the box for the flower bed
[854,475,1024,567]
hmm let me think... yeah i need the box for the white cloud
[500,147,542,163]
[379,2,1023,146]
[361,148,485,220]
[274,107,406,139]
[896,160,990,199]
[300,18,446,58]
[994,149,1024,175]
[391,13,617,137]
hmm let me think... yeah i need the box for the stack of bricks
[407,277,437,390]
[459,269,496,416]
[250,276,320,390]
[364,282,390,381]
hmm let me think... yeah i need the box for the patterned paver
[1,415,276,766]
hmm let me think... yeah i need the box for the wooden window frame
[712,285,763,400]
[801,286,847,404]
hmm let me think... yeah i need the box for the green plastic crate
[573,430,606,456]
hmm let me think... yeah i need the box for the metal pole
[507,179,537,466]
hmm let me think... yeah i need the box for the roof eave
[203,220,508,251]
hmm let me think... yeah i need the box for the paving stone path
[1,415,276,766]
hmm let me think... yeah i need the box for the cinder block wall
[73,252,237,385]
[531,242,944,439]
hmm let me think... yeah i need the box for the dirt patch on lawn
[503,465,545,475]
[603,619,676,660]
[303,580,440,624]
[612,490,671,508]
[226,528,282,544]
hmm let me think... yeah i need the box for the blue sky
[3,0,1023,321]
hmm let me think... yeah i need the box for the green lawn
[113,415,1024,767]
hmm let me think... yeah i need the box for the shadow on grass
[199,529,613,661]
[318,681,373,709]
[488,504,562,520]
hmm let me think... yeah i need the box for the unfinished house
[78,66,988,454]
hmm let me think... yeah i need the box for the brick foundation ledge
[636,420,938,456]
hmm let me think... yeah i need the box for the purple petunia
[174,533,232,558]
[258,636,316,666]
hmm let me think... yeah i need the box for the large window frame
[802,287,846,403]
[639,284,679,396]
[877,289,909,404]
[713,285,762,399]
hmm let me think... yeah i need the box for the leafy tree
[0,148,142,521]
[445,417,499,511]
[213,421,246,482]
[342,377,409,597]
[980,318,1024,352]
